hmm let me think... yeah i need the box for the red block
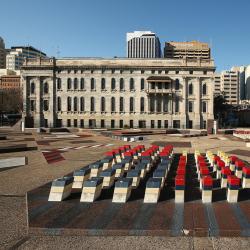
[230,155,238,164]
[213,156,220,163]
[123,145,131,149]
[202,176,213,186]
[159,152,169,157]
[175,175,185,186]
[105,151,114,157]
[227,175,240,186]
[243,166,250,175]
[123,151,132,157]
[217,160,225,168]
[177,168,186,175]
[221,167,231,176]
[235,160,245,168]
[200,167,209,175]
[141,152,150,157]
[199,161,207,168]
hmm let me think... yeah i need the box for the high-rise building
[164,41,211,59]
[6,46,46,70]
[245,65,250,100]
[214,71,239,105]
[0,37,6,69]
[126,31,161,58]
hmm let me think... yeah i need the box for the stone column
[194,77,201,129]
[34,76,41,127]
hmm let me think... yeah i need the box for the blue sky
[1,0,249,71]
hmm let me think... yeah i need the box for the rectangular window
[157,120,161,128]
[129,120,133,128]
[173,120,180,129]
[111,119,115,128]
[164,120,168,128]
[202,102,207,113]
[44,119,48,128]
[175,98,179,113]
[188,101,193,112]
[80,119,84,128]
[203,120,207,129]
[101,119,105,128]
[151,120,155,128]
[119,120,123,128]
[74,119,77,127]
[188,120,193,129]
[67,119,71,127]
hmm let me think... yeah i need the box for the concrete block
[99,169,116,188]
[121,158,132,171]
[0,156,28,169]
[144,178,161,203]
[112,178,132,203]
[126,169,141,188]
[175,175,185,203]
[89,162,103,178]
[202,190,212,203]
[100,157,113,170]
[227,176,240,203]
[48,176,73,201]
[242,167,250,188]
[72,168,91,189]
[153,169,166,188]
[80,177,103,202]
[112,163,125,178]
[135,163,147,178]
[175,190,185,203]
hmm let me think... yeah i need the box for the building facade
[0,37,6,69]
[164,41,211,59]
[6,46,46,70]
[0,75,21,90]
[126,31,161,58]
[21,57,215,129]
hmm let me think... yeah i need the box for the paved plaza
[0,128,249,249]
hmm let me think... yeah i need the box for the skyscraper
[0,37,6,69]
[126,31,161,58]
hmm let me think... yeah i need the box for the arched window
[67,78,72,90]
[67,97,72,111]
[73,97,78,111]
[80,97,85,111]
[57,97,61,111]
[120,97,124,112]
[175,79,180,90]
[189,83,193,95]
[44,82,49,94]
[140,97,145,112]
[30,82,35,94]
[111,78,116,90]
[130,78,134,90]
[80,78,84,90]
[101,97,105,112]
[91,78,95,90]
[130,97,134,112]
[90,97,95,111]
[111,97,116,112]
[101,78,106,90]
[141,78,145,90]
[74,78,78,90]
[57,78,61,90]
[120,78,124,90]
[202,84,207,95]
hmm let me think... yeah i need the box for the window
[120,97,124,112]
[101,97,105,112]
[30,100,35,111]
[74,97,78,111]
[101,78,105,90]
[157,98,161,112]
[91,78,95,90]
[158,120,162,128]
[67,97,71,111]
[129,120,133,128]
[119,120,123,128]
[202,84,207,95]
[111,97,116,112]
[175,79,180,90]
[43,100,49,111]
[130,78,134,90]
[151,120,155,128]
[67,78,72,90]
[141,78,145,90]
[111,120,115,128]
[43,82,49,94]
[189,83,193,95]
[74,119,77,127]
[101,120,105,128]
[80,119,84,128]
[203,120,207,129]
[164,120,168,128]
[111,78,116,90]
[202,101,207,113]
[173,120,180,128]
[190,71,193,75]
[67,119,71,127]
[150,98,155,112]
[140,97,145,112]
[80,97,85,111]
[188,101,193,112]
[57,78,61,90]
[74,78,78,90]
[30,82,35,94]
[90,97,95,112]
[175,98,179,112]
[57,97,61,111]
[130,97,134,112]
[163,97,168,112]
[188,120,193,129]
[80,78,84,89]
[119,78,124,91]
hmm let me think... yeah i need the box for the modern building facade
[21,57,215,129]
[164,41,211,59]
[126,31,161,58]
[0,37,6,69]
[6,46,46,70]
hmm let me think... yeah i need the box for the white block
[227,189,239,203]
[175,190,184,203]
[202,190,212,203]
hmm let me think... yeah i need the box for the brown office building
[0,75,21,90]
[164,41,211,59]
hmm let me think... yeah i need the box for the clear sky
[1,0,249,71]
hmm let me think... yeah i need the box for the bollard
[202,176,213,203]
[99,168,116,188]
[48,176,74,201]
[121,157,132,172]
[235,160,244,179]
[112,163,125,178]
[72,168,91,189]
[221,167,231,188]
[144,178,162,203]
[80,177,103,202]
[100,157,113,170]
[89,162,103,178]
[242,166,250,189]
[216,160,225,179]
[227,175,240,203]
[135,163,147,178]
[229,156,238,172]
[112,178,133,203]
[175,175,185,203]
[126,169,141,188]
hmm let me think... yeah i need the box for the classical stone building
[21,57,215,129]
